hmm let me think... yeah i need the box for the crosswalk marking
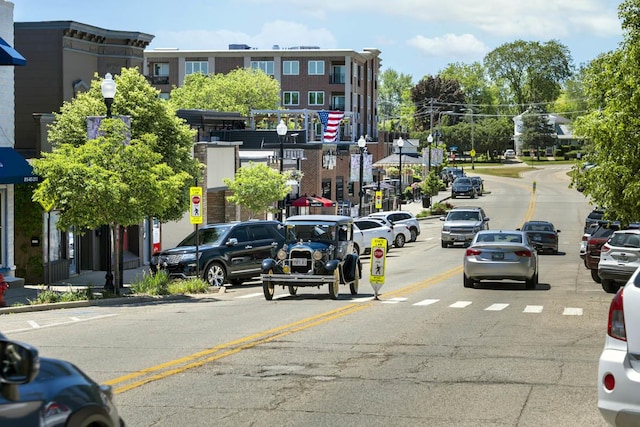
[563,307,583,316]
[236,292,263,299]
[382,297,408,304]
[414,299,440,306]
[449,301,472,308]
[523,305,543,313]
[485,303,509,311]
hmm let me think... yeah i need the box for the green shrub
[130,270,170,295]
[28,285,94,305]
[168,277,210,294]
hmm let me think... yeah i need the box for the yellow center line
[110,189,537,394]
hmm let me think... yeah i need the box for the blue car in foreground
[0,333,124,426]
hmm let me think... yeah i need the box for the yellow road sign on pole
[375,190,382,209]
[189,187,203,224]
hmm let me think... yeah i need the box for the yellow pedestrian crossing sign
[189,187,203,224]
[369,238,387,299]
[375,190,382,209]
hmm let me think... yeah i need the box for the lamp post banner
[87,116,131,144]
[349,153,373,182]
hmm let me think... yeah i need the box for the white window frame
[308,91,324,106]
[153,63,169,76]
[283,91,300,106]
[283,60,299,75]
[185,61,208,75]
[308,60,325,75]
[251,61,275,75]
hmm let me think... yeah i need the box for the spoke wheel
[205,263,226,287]
[601,279,620,294]
[590,268,602,283]
[349,268,359,295]
[395,233,406,248]
[263,269,275,300]
[410,229,418,242]
[328,269,340,300]
[288,285,298,296]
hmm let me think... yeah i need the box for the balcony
[329,74,346,84]
[330,103,345,111]
[147,75,170,85]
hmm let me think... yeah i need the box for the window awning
[0,147,41,184]
[0,37,25,66]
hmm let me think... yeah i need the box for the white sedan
[598,268,640,425]
[362,216,411,248]
[353,219,394,256]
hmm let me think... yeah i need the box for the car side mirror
[0,339,39,401]
[226,238,239,247]
[440,217,445,221]
[557,230,561,233]
[484,217,490,221]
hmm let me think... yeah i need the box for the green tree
[168,68,281,116]
[519,107,557,155]
[484,40,573,112]
[439,62,498,111]
[573,0,640,224]
[46,67,201,222]
[378,69,414,130]
[223,162,291,218]
[410,75,466,131]
[32,119,190,291]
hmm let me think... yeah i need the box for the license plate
[492,252,504,260]
[456,236,466,241]
[533,235,542,241]
[292,258,307,266]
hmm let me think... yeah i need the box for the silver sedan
[463,230,538,289]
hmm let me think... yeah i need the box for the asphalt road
[2,163,612,426]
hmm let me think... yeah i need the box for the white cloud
[407,33,488,59]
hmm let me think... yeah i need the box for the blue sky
[13,0,624,82]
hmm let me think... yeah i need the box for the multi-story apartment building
[143,45,381,142]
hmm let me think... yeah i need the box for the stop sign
[373,248,384,258]
[192,195,200,204]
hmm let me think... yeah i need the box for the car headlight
[313,250,323,261]
[180,253,197,262]
[442,226,450,232]
[277,249,287,260]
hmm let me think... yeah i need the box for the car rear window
[610,233,640,248]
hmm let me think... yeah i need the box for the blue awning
[0,37,25,66]
[0,147,40,184]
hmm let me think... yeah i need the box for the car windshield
[447,211,481,221]
[178,225,232,246]
[286,223,337,242]
[454,178,471,185]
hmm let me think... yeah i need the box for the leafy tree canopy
[484,40,573,112]
[223,162,291,218]
[168,68,281,116]
[410,75,466,131]
[379,69,414,129]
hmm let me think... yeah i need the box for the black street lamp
[397,136,404,211]
[358,135,367,217]
[427,133,433,173]
[276,119,288,220]
[101,73,116,292]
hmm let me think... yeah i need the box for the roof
[285,215,353,224]
[373,153,423,166]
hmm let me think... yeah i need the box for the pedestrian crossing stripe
[485,303,509,311]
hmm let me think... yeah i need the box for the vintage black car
[260,215,361,300]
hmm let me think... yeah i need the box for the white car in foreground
[353,218,393,256]
[598,267,640,425]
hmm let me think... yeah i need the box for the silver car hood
[445,220,483,227]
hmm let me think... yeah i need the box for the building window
[283,60,299,75]
[331,95,345,110]
[308,60,325,75]
[330,65,345,84]
[348,182,354,197]
[308,91,324,106]
[322,179,332,199]
[153,63,169,76]
[186,61,208,75]
[283,91,300,106]
[251,61,274,75]
[336,177,344,201]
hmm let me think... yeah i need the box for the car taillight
[601,243,611,254]
[514,250,532,257]
[465,248,481,256]
[608,288,626,341]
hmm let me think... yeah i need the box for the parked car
[597,269,640,425]
[518,220,561,254]
[150,220,285,287]
[585,208,605,232]
[598,229,640,294]
[504,149,516,159]
[440,167,465,186]
[440,206,490,248]
[585,221,622,283]
[364,216,411,248]
[469,176,484,196]
[0,332,124,427]
[462,230,539,289]
[367,211,421,242]
[352,218,394,255]
[451,177,477,199]
[580,222,599,260]
[260,215,361,300]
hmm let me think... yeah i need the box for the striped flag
[318,111,344,142]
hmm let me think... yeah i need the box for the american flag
[318,111,344,142]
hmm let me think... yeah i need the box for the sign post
[190,187,203,278]
[38,198,55,285]
[369,237,387,300]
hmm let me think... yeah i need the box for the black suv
[150,220,285,287]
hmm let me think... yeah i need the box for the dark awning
[0,147,40,184]
[0,37,25,66]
